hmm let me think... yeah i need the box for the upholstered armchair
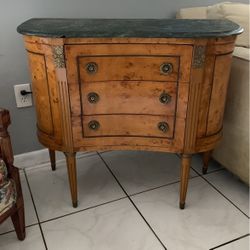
[0,108,25,240]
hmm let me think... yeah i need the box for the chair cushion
[0,159,8,187]
[0,160,17,216]
[233,47,250,61]
[176,6,208,19]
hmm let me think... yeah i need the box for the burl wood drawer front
[81,81,177,116]
[79,56,179,82]
[66,44,193,117]
[82,115,174,138]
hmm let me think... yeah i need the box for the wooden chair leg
[64,152,78,208]
[49,149,56,171]
[202,150,213,174]
[0,108,25,240]
[11,206,25,241]
[179,154,192,209]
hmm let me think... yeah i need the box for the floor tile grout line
[200,167,226,175]
[176,153,225,174]
[99,152,224,177]
[97,152,167,250]
[191,167,250,219]
[209,233,250,249]
[29,168,197,225]
[0,222,39,236]
[23,169,48,250]
[23,152,97,172]
[129,175,200,198]
[39,165,199,224]
[17,151,247,249]
[98,150,111,154]
[39,196,127,225]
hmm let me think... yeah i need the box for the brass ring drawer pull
[86,62,98,74]
[88,120,100,130]
[158,122,169,133]
[160,63,173,75]
[88,92,99,103]
[159,92,171,104]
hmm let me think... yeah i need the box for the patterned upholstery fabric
[0,159,16,216]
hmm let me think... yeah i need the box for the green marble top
[17,18,243,38]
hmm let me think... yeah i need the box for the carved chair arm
[0,108,22,198]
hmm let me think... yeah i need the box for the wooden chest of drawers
[66,43,190,149]
[17,18,242,209]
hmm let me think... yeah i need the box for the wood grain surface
[22,34,237,208]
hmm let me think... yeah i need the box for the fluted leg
[64,152,77,208]
[179,154,192,209]
[49,149,56,171]
[202,150,213,174]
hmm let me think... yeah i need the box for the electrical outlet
[14,83,33,108]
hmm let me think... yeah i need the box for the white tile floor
[0,151,249,250]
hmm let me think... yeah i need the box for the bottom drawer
[82,115,174,138]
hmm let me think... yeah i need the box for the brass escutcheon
[158,122,169,133]
[88,92,99,103]
[86,62,98,74]
[160,63,173,75]
[88,120,100,130]
[159,92,171,104]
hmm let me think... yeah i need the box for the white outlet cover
[14,83,33,108]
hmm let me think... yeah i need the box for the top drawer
[78,56,179,82]
[65,44,193,85]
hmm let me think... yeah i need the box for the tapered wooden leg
[64,152,77,208]
[49,149,56,171]
[202,150,213,175]
[11,206,25,241]
[179,154,192,209]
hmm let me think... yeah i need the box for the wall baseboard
[14,149,96,169]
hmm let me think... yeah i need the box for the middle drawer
[81,81,177,116]
[78,56,179,82]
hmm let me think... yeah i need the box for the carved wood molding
[56,68,74,152]
[185,42,206,152]
[192,45,206,68]
[52,45,65,68]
